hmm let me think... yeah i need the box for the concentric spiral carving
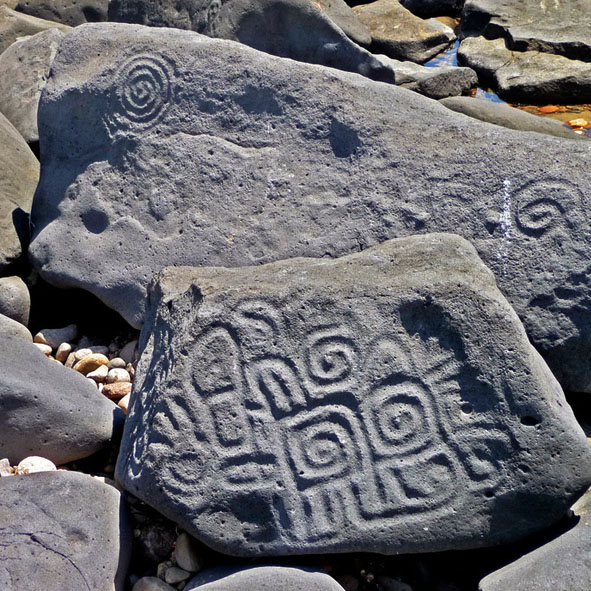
[307,331,356,385]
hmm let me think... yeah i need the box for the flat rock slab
[439,96,582,140]
[108,0,393,82]
[0,28,64,143]
[479,488,591,591]
[458,36,591,102]
[15,0,107,26]
[0,471,131,591]
[353,0,455,63]
[186,566,346,590]
[463,0,591,61]
[0,111,39,272]
[0,333,124,464]
[116,234,591,556]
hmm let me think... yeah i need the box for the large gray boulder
[315,0,372,47]
[0,333,124,465]
[116,234,591,556]
[0,276,30,325]
[15,0,107,26]
[0,111,39,272]
[0,470,131,591]
[108,0,393,82]
[479,488,591,591]
[0,28,64,143]
[28,23,591,392]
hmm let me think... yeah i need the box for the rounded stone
[73,353,109,375]
[16,455,56,474]
[0,276,30,325]
[107,367,131,383]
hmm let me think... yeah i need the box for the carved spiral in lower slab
[307,332,356,385]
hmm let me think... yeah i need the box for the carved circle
[307,333,356,385]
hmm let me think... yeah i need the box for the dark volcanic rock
[0,333,124,464]
[0,470,131,591]
[479,488,591,591]
[186,566,346,590]
[116,234,591,556]
[28,23,591,392]
[108,0,393,82]
[15,0,107,26]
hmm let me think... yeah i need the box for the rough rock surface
[0,6,70,54]
[0,276,30,325]
[0,111,39,272]
[463,0,591,61]
[116,234,591,556]
[439,97,581,140]
[353,0,455,63]
[0,28,64,143]
[186,566,346,590]
[108,0,393,82]
[399,0,463,17]
[15,0,107,26]
[0,333,124,464]
[0,312,32,340]
[458,36,591,102]
[29,22,591,392]
[479,488,591,591]
[0,470,131,591]
[316,0,372,47]
[377,54,477,98]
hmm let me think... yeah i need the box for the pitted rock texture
[0,333,124,464]
[15,0,107,26]
[0,471,131,591]
[186,566,346,590]
[28,23,591,392]
[116,234,591,556]
[108,0,393,82]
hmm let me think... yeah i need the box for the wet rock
[458,36,591,102]
[186,566,346,590]
[463,0,591,61]
[0,6,70,54]
[0,110,38,272]
[399,0,463,18]
[353,0,455,63]
[0,28,64,143]
[34,323,78,348]
[115,234,591,556]
[377,54,477,98]
[0,312,33,341]
[16,455,56,473]
[108,0,393,82]
[0,276,30,325]
[29,22,591,392]
[316,0,372,47]
[0,333,124,464]
[479,488,591,591]
[15,0,107,26]
[0,470,131,591]
[439,96,582,140]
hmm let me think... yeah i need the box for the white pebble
[118,393,131,415]
[107,368,131,384]
[17,456,57,474]
[34,342,52,356]
[108,357,126,369]
[0,458,12,477]
[74,347,93,361]
[87,364,108,382]
[56,342,72,363]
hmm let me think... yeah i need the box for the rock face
[108,0,393,82]
[186,566,346,590]
[0,28,64,143]
[458,36,591,102]
[439,97,581,140]
[15,0,107,26]
[0,333,124,465]
[29,23,591,392]
[353,0,455,63]
[0,470,131,591]
[116,234,591,556]
[0,312,32,340]
[316,0,372,47]
[479,488,591,591]
[0,111,39,272]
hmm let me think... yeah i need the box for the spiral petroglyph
[306,330,357,386]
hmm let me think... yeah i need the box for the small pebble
[65,352,76,368]
[34,324,78,348]
[133,576,176,591]
[108,357,126,369]
[17,456,57,474]
[174,532,202,573]
[98,382,104,393]
[107,367,131,384]
[117,392,131,413]
[73,353,110,375]
[104,382,132,400]
[87,364,109,382]
[0,458,12,477]
[56,342,72,362]
[164,567,190,585]
[157,561,174,580]
[34,342,52,356]
[127,363,136,379]
[120,340,138,364]
[74,348,93,361]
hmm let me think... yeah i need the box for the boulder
[0,110,39,272]
[399,0,464,18]
[0,312,32,340]
[15,0,107,26]
[0,276,30,325]
[0,6,70,54]
[0,333,124,465]
[0,470,131,591]
[186,566,346,590]
[479,488,591,591]
[458,36,591,102]
[316,0,372,47]
[463,0,591,61]
[353,0,455,63]
[108,0,393,82]
[0,28,64,143]
[115,234,591,556]
[28,22,591,392]
[439,96,582,140]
